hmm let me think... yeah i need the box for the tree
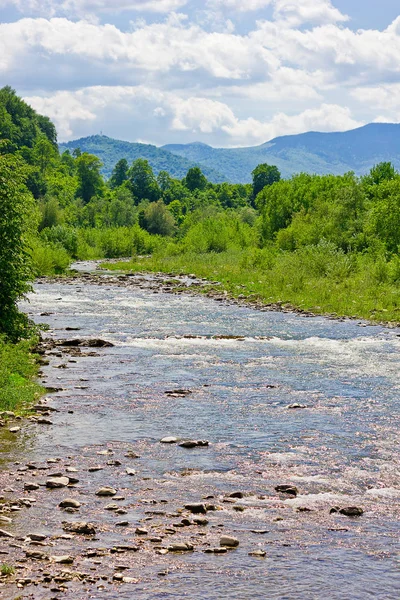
[252,163,281,200]
[0,151,36,340]
[75,152,104,203]
[109,158,129,189]
[140,200,175,236]
[185,166,207,192]
[128,159,160,203]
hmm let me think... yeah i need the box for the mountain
[163,124,400,182]
[58,135,226,182]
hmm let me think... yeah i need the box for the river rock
[25,550,47,560]
[135,527,148,535]
[46,477,70,489]
[9,427,21,433]
[275,485,298,496]
[330,506,364,517]
[168,542,193,552]
[126,468,136,476]
[0,528,14,538]
[204,547,227,554]
[179,440,209,448]
[62,521,96,535]
[220,535,239,548]
[193,517,209,526]
[160,437,178,444]
[24,482,40,491]
[59,499,81,509]
[184,503,207,514]
[0,516,12,524]
[96,487,117,497]
[287,403,307,409]
[249,550,267,557]
[52,555,74,564]
[229,491,244,499]
[28,533,48,542]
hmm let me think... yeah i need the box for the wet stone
[184,503,207,515]
[168,542,194,552]
[24,482,40,491]
[275,485,299,496]
[220,535,240,548]
[62,521,96,535]
[249,550,267,557]
[96,487,117,497]
[204,547,227,554]
[330,506,364,517]
[46,477,70,489]
[59,499,81,509]
[160,437,178,444]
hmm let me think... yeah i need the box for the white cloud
[351,84,400,120]
[24,85,363,145]
[206,0,348,25]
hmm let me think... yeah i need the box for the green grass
[102,247,400,325]
[1,564,15,576]
[0,337,44,414]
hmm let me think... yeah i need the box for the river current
[3,272,400,598]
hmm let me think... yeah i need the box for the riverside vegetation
[1,87,400,407]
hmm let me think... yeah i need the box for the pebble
[59,499,81,509]
[126,468,136,476]
[179,440,209,448]
[135,528,148,535]
[204,547,227,554]
[96,487,117,497]
[28,533,47,542]
[275,484,299,496]
[52,555,74,564]
[160,437,178,444]
[184,503,207,514]
[46,477,70,488]
[168,542,193,552]
[62,521,96,535]
[0,528,14,538]
[330,506,364,517]
[249,550,267,557]
[220,535,239,548]
[9,427,21,433]
[287,403,307,409]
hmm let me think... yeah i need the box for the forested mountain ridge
[163,124,400,182]
[59,135,226,182]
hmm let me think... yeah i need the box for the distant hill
[60,124,400,184]
[58,135,226,182]
[163,124,400,182]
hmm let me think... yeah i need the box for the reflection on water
[7,280,400,599]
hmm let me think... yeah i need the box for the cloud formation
[0,1,399,145]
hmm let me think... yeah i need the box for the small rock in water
[125,451,140,459]
[275,484,298,496]
[330,506,364,517]
[28,533,47,542]
[46,477,70,489]
[24,482,40,491]
[184,503,207,515]
[52,555,74,564]
[96,487,117,497]
[0,516,12,525]
[179,440,209,448]
[287,403,307,410]
[126,468,136,476]
[249,550,267,557]
[9,427,21,433]
[204,547,227,554]
[0,528,14,538]
[25,550,47,560]
[135,527,148,535]
[62,521,96,535]
[220,535,239,548]
[168,542,193,552]
[59,499,81,509]
[160,437,178,444]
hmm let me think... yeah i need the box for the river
[1,268,399,599]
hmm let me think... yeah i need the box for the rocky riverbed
[0,267,399,599]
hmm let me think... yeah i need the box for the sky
[1,1,400,147]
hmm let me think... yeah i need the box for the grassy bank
[0,337,43,414]
[103,246,400,325]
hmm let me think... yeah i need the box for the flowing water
[1,271,400,599]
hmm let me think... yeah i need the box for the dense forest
[1,86,400,352]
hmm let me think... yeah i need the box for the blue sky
[1,0,400,146]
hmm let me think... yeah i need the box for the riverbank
[0,337,43,416]
[101,252,400,327]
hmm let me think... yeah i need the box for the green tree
[0,151,36,340]
[128,159,160,203]
[252,163,281,200]
[140,200,175,236]
[75,152,104,203]
[109,158,129,189]
[185,166,207,192]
